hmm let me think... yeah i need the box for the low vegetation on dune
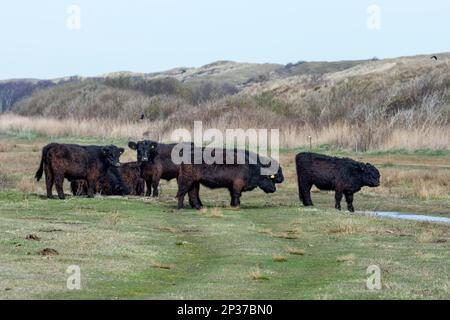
[0,78,77,112]
[2,53,449,151]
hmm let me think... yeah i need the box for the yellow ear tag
[270,175,275,179]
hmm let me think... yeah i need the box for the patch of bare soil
[25,234,40,241]
[39,248,59,256]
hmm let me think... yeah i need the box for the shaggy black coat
[128,140,182,197]
[176,147,283,209]
[35,143,125,199]
[295,152,380,212]
[70,162,143,196]
[128,141,284,204]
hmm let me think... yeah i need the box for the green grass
[0,191,449,299]
[364,148,450,157]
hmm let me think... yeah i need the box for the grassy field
[0,133,449,299]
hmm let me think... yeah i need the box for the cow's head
[360,163,380,187]
[111,179,130,196]
[257,175,277,193]
[248,164,277,193]
[128,140,158,162]
[106,167,130,195]
[270,166,284,184]
[259,158,284,184]
[102,145,124,167]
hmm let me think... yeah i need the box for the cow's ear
[119,148,125,154]
[128,141,137,150]
[261,160,271,168]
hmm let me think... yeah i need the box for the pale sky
[1,0,449,79]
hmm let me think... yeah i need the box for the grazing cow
[70,162,143,196]
[35,143,125,199]
[176,148,283,209]
[128,140,188,197]
[295,152,380,212]
[128,141,284,200]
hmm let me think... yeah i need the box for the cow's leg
[188,182,202,207]
[176,177,194,210]
[188,190,195,208]
[195,182,202,207]
[82,181,89,196]
[151,175,160,197]
[188,182,202,209]
[131,182,138,196]
[79,182,85,196]
[298,177,313,206]
[229,187,242,208]
[44,165,54,199]
[72,181,80,196]
[54,174,65,200]
[86,178,96,198]
[344,192,355,212]
[70,181,76,196]
[137,180,145,196]
[145,179,152,197]
[189,183,203,210]
[177,188,189,209]
[335,191,343,210]
[230,191,242,207]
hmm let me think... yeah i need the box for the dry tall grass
[371,167,450,200]
[1,114,449,150]
[0,113,156,140]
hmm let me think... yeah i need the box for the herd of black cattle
[34,141,381,212]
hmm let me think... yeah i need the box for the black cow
[128,140,190,197]
[118,162,145,195]
[70,162,143,196]
[295,152,380,212]
[128,140,284,200]
[176,147,283,209]
[35,143,126,199]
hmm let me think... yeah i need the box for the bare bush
[104,76,193,101]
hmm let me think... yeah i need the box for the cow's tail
[35,145,51,181]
